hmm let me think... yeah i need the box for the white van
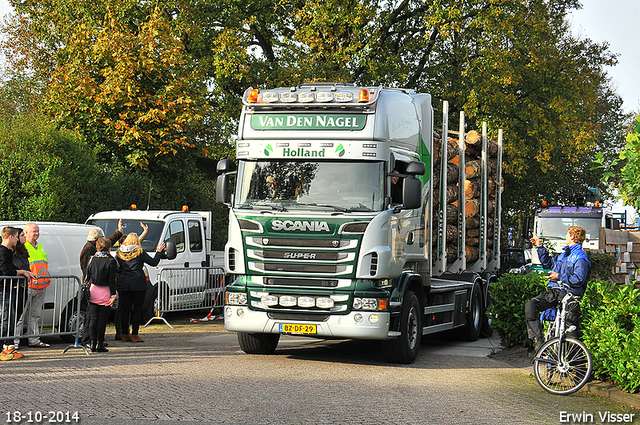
[0,221,101,342]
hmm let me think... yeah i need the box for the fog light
[369,314,380,324]
[298,297,316,308]
[237,308,245,317]
[261,295,278,306]
[279,295,297,307]
[225,307,232,317]
[354,313,363,323]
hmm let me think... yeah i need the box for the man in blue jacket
[525,226,591,353]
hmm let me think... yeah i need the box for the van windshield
[86,219,165,252]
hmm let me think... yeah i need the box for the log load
[465,198,480,217]
[465,160,481,179]
[465,130,482,158]
[446,203,458,225]
[446,225,458,243]
[446,162,459,183]
[467,228,480,238]
[465,245,479,262]
[465,179,480,199]
[433,137,460,165]
[466,216,480,229]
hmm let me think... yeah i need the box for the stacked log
[433,128,501,266]
[432,136,462,264]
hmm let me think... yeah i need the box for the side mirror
[164,241,177,260]
[406,161,426,176]
[402,176,422,209]
[217,159,231,174]
[216,174,230,204]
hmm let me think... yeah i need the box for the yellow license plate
[279,323,317,335]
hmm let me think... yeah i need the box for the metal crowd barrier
[144,267,226,328]
[1,274,88,355]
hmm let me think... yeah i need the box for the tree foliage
[616,115,640,210]
[3,0,213,170]
[0,111,149,222]
[0,0,628,235]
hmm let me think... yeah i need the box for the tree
[616,115,640,210]
[0,111,149,222]
[1,0,627,238]
[3,0,213,170]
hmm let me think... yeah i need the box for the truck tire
[381,290,421,364]
[237,332,280,354]
[480,286,494,337]
[458,283,482,341]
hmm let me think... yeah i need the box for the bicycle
[533,283,593,395]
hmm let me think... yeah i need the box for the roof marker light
[359,89,370,102]
[182,205,189,212]
[247,89,259,103]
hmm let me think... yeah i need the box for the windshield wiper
[296,202,349,212]
[237,203,287,212]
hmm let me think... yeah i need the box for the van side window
[188,220,203,252]
[165,220,185,253]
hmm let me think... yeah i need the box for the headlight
[226,292,248,306]
[353,297,386,311]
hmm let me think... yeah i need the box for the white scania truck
[216,83,502,363]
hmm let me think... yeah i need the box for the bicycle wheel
[533,337,592,395]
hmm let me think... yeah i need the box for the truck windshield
[536,217,601,241]
[86,219,165,252]
[235,160,385,212]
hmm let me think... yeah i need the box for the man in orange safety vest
[14,223,51,348]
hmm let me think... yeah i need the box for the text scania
[271,220,331,232]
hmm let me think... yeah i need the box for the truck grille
[246,235,357,277]
[268,313,330,322]
[265,277,338,288]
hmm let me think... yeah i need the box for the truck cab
[216,83,503,363]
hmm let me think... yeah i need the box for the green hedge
[489,274,640,393]
[581,280,640,393]
[488,272,547,348]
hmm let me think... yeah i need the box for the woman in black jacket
[85,238,117,352]
[115,232,165,343]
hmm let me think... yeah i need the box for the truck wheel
[381,290,421,364]
[237,332,280,354]
[459,283,482,341]
[480,287,494,337]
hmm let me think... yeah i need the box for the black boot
[96,343,108,353]
[90,341,97,353]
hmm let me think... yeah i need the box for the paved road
[1,317,637,425]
